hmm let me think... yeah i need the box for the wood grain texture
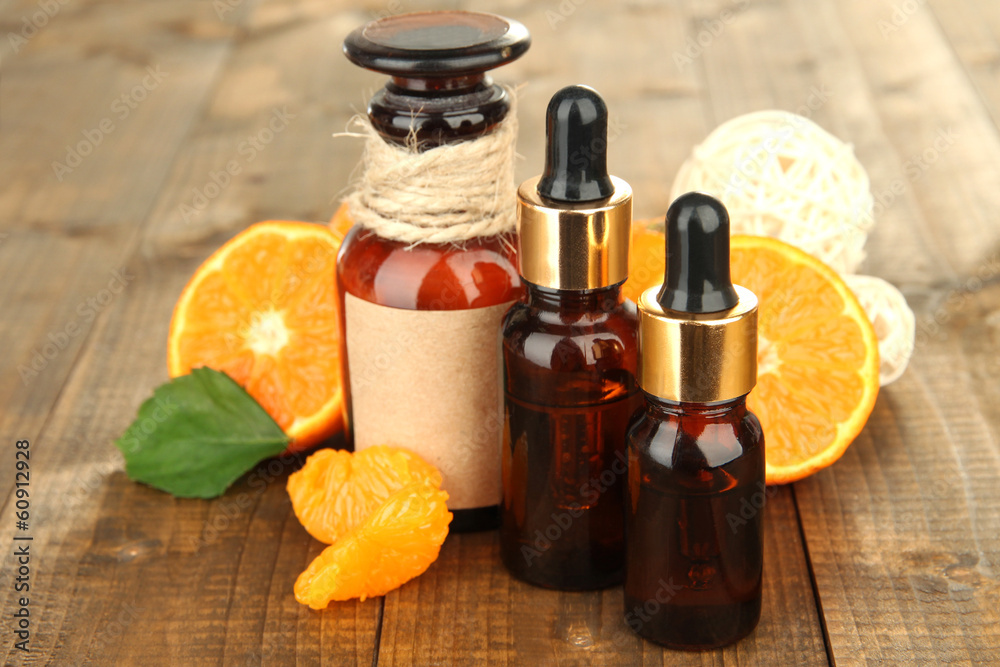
[1,0,998,664]
[790,1,1000,665]
[929,0,1000,134]
[0,0,380,664]
[0,0,238,501]
[680,0,1000,663]
[832,0,1000,281]
[378,489,826,667]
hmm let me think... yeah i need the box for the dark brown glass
[343,11,530,149]
[624,395,765,649]
[500,283,641,589]
[338,12,529,532]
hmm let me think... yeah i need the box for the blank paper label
[345,294,512,510]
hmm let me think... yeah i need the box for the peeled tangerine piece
[287,445,442,544]
[294,482,452,608]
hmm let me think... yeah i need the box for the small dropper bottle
[500,85,639,590]
[624,192,764,649]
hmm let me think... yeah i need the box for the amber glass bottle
[338,12,530,532]
[624,192,765,649]
[625,397,764,648]
[500,86,640,589]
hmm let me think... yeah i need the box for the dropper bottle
[624,192,764,649]
[500,85,639,590]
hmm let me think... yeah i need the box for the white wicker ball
[843,274,915,386]
[671,110,874,275]
[671,110,916,385]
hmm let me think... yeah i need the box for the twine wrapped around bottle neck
[341,95,518,246]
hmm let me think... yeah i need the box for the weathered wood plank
[693,0,946,288]
[377,489,826,667]
[927,0,1000,142]
[726,0,1000,664]
[0,0,237,505]
[680,0,999,664]
[0,1,385,664]
[829,0,1000,281]
[0,3,246,664]
[794,336,1000,666]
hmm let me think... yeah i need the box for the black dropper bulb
[537,85,615,202]
[657,192,740,314]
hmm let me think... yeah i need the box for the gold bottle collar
[637,284,758,403]
[516,175,632,290]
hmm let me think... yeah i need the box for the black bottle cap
[537,85,615,203]
[343,12,530,148]
[657,192,740,314]
[343,11,530,78]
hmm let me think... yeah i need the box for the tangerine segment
[287,445,443,544]
[167,221,344,453]
[294,482,452,607]
[729,235,879,484]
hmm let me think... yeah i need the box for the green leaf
[115,367,290,498]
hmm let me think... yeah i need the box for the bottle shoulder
[627,401,763,476]
[501,293,638,337]
[338,226,521,310]
[501,295,638,374]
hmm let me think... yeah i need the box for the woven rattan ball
[670,110,874,275]
[843,274,915,386]
[670,110,915,385]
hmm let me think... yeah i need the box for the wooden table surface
[3,0,1000,664]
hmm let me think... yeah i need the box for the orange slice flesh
[329,202,355,240]
[626,223,879,484]
[167,221,344,453]
[730,235,879,483]
[622,220,667,306]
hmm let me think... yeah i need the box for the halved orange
[729,235,879,483]
[294,482,452,607]
[167,221,343,453]
[622,219,666,305]
[627,224,879,484]
[329,202,355,241]
[287,445,443,544]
